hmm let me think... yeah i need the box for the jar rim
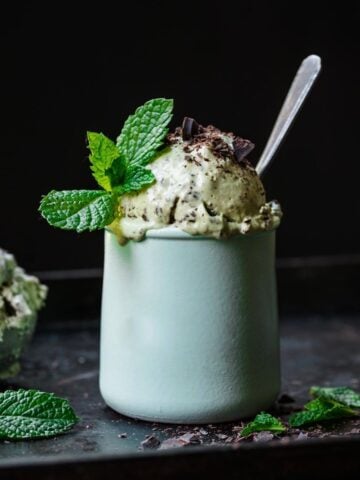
[105,226,276,241]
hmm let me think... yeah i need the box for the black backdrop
[0,2,359,271]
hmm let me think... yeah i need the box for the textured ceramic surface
[100,228,280,424]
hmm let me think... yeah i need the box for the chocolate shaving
[182,117,199,140]
[233,138,255,162]
[277,393,295,404]
[159,433,201,450]
[211,137,233,159]
[140,435,160,449]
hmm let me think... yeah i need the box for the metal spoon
[256,55,321,177]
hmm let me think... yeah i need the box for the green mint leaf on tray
[289,397,357,428]
[240,412,286,437]
[0,389,78,440]
[116,98,173,167]
[87,132,125,191]
[39,98,173,232]
[310,386,360,408]
[39,190,117,232]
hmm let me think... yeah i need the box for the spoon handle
[256,55,321,177]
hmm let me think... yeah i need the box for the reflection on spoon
[256,55,322,177]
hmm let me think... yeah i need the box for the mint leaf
[115,165,155,195]
[116,98,173,167]
[240,412,286,437]
[39,190,117,232]
[87,132,124,191]
[0,389,78,440]
[310,386,360,408]
[289,397,357,428]
[40,98,174,233]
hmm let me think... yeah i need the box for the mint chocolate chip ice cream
[109,118,282,242]
[0,249,47,378]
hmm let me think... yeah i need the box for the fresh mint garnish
[117,98,173,167]
[310,386,360,408]
[39,98,173,232]
[289,396,357,428]
[39,190,117,233]
[114,165,155,195]
[240,412,286,437]
[0,389,78,440]
[87,132,124,192]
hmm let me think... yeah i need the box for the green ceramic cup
[100,228,280,424]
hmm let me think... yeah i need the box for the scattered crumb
[253,432,274,442]
[159,433,201,450]
[277,393,295,404]
[140,435,160,449]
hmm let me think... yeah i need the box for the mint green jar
[99,228,280,423]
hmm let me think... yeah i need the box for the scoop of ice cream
[0,249,47,378]
[110,121,282,242]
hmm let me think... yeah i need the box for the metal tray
[1,258,360,479]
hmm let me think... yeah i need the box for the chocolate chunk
[175,433,201,444]
[277,393,295,404]
[182,117,199,140]
[159,433,200,450]
[232,426,243,432]
[140,435,160,449]
[233,138,255,162]
[211,137,232,159]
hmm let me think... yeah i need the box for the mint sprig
[39,190,117,233]
[289,396,357,428]
[117,98,173,167]
[240,412,286,437]
[310,386,360,408]
[39,98,173,232]
[0,389,78,440]
[240,385,360,437]
[87,132,124,192]
[115,165,155,195]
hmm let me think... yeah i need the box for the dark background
[0,2,359,272]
